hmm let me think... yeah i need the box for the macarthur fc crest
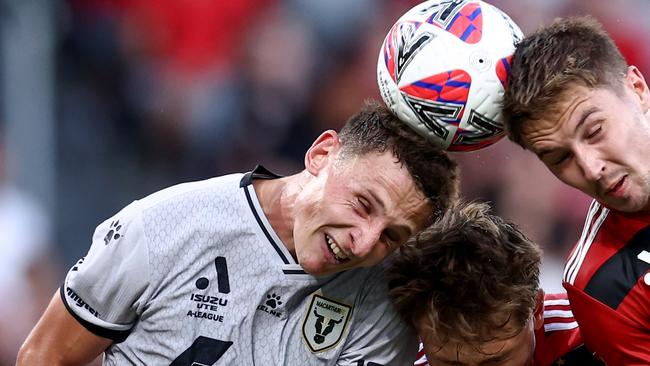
[302,294,352,353]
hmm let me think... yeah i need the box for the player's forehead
[419,315,529,365]
[520,85,597,148]
[340,151,429,211]
[424,336,523,366]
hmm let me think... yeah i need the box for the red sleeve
[565,282,650,365]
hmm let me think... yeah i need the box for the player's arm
[19,200,149,365]
[17,290,112,366]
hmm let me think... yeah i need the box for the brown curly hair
[386,201,542,344]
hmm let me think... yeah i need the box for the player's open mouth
[325,234,349,262]
[605,175,627,197]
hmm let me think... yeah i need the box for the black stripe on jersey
[239,165,282,187]
[584,224,650,309]
[283,269,308,275]
[243,186,291,264]
[551,345,604,365]
[241,165,307,275]
[240,165,289,263]
[59,286,131,343]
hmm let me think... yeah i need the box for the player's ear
[625,66,650,113]
[532,289,545,330]
[304,130,341,176]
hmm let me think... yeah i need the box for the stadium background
[1,0,649,363]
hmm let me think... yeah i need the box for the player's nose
[349,223,383,258]
[577,150,604,182]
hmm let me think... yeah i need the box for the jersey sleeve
[414,343,430,366]
[61,200,150,342]
[336,269,418,366]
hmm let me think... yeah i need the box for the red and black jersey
[413,344,428,366]
[413,293,601,366]
[563,200,650,365]
[534,293,602,366]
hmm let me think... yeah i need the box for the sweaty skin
[522,68,650,213]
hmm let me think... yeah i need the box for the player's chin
[299,257,335,277]
[605,195,646,212]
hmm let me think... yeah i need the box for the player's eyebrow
[536,106,599,160]
[365,189,415,240]
[573,106,599,132]
[366,189,386,213]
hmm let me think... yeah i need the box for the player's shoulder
[563,200,611,285]
[414,343,429,366]
[138,173,244,209]
[99,173,245,236]
[331,265,387,294]
[575,200,609,238]
[536,293,592,366]
[543,292,570,304]
[320,265,393,313]
[570,198,649,243]
[356,263,395,295]
[542,292,578,333]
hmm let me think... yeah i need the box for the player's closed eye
[551,152,572,167]
[585,125,602,140]
[358,197,371,215]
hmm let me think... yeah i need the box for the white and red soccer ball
[377,0,523,151]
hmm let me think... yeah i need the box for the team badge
[302,294,352,353]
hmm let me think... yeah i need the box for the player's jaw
[579,163,649,212]
[598,171,650,212]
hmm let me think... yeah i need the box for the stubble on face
[521,85,650,212]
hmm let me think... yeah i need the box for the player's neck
[253,174,301,251]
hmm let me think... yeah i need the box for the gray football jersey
[62,167,417,365]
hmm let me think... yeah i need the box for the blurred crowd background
[1,0,649,363]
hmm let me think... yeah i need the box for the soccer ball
[377,0,523,151]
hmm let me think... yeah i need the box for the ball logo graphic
[377,0,523,151]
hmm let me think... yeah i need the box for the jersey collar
[240,165,308,276]
[239,165,283,187]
